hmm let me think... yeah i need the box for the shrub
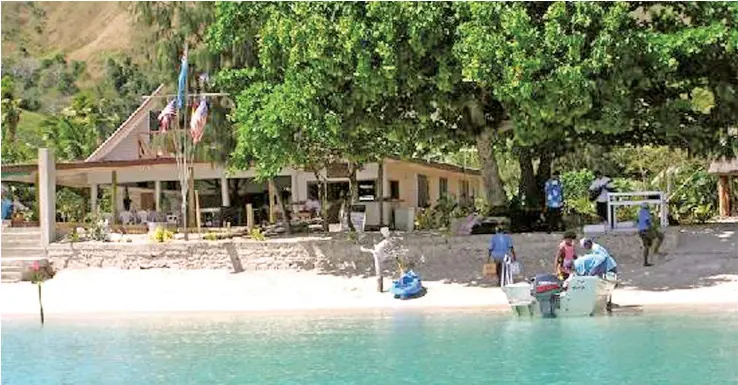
[150,226,173,243]
[414,195,471,231]
[667,164,718,224]
[85,213,109,242]
[248,228,266,241]
[67,227,80,243]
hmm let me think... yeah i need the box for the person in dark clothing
[589,171,615,223]
[123,187,132,212]
[544,171,565,232]
[637,202,665,267]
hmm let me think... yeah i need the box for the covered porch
[2,154,299,231]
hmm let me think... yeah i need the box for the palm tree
[41,115,97,161]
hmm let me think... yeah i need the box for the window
[417,174,430,208]
[439,177,448,198]
[389,180,400,200]
[149,111,161,131]
[460,180,470,203]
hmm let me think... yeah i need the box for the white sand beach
[2,268,737,317]
[3,225,737,316]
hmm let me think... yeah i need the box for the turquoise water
[3,310,738,384]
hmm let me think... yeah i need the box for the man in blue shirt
[576,238,617,276]
[488,226,516,287]
[544,171,564,232]
[637,203,664,267]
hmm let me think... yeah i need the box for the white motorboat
[502,273,617,318]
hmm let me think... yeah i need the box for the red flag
[157,100,176,133]
[189,98,208,144]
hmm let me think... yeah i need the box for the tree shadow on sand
[616,224,738,291]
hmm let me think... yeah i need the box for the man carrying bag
[485,226,517,287]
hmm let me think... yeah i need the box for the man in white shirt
[589,171,615,223]
[305,196,322,217]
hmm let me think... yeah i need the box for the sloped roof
[709,158,738,175]
[85,84,165,162]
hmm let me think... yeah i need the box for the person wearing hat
[487,226,516,286]
[588,171,615,224]
[575,238,617,276]
[637,202,665,267]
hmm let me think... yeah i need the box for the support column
[290,173,298,202]
[188,167,196,227]
[378,161,385,226]
[220,174,230,207]
[268,179,276,224]
[38,148,56,245]
[718,175,730,217]
[90,184,98,214]
[111,171,118,224]
[154,180,162,211]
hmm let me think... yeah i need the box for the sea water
[3,310,738,385]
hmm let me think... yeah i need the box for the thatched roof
[709,158,738,175]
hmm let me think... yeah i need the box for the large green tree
[210,3,406,228]
[208,2,738,215]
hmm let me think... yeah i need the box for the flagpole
[182,43,190,241]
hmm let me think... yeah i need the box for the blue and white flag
[176,51,188,109]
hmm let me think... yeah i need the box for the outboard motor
[530,273,563,318]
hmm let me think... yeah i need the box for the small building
[708,157,738,217]
[1,85,482,232]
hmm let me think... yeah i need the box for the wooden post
[111,171,118,225]
[377,161,384,226]
[34,172,40,215]
[718,175,730,217]
[37,284,44,325]
[188,167,196,228]
[195,190,202,234]
[268,179,276,224]
[246,203,254,230]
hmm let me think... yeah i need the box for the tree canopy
[207,2,737,212]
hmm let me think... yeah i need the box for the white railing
[606,191,668,231]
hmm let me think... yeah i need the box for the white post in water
[38,148,56,246]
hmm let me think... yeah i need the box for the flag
[176,51,188,109]
[190,97,208,144]
[157,100,176,133]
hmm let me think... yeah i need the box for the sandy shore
[2,268,737,317]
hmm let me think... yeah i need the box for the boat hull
[502,276,617,318]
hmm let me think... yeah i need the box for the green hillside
[1,2,142,82]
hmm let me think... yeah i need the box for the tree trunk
[271,179,291,234]
[345,162,357,232]
[518,149,537,208]
[312,169,330,232]
[518,148,554,210]
[535,151,554,207]
[476,127,507,213]
[377,161,384,227]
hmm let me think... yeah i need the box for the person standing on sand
[589,171,615,224]
[544,171,565,232]
[488,226,516,287]
[637,202,665,267]
[554,231,577,280]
